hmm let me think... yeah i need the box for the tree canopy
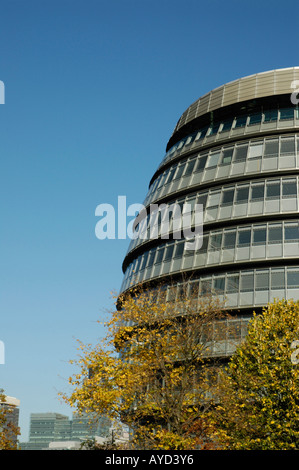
[61,284,228,449]
[208,299,299,450]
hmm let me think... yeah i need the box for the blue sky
[0,0,298,442]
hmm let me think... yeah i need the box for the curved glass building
[120,67,299,355]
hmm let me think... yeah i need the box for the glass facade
[120,67,299,357]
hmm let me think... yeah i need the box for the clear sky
[0,0,298,442]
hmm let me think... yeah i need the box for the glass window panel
[200,235,209,253]
[271,269,285,289]
[155,248,164,264]
[140,252,149,270]
[264,139,279,156]
[201,278,212,294]
[251,183,264,200]
[264,109,278,122]
[221,120,233,132]
[183,197,196,213]
[209,122,220,135]
[197,127,208,139]
[240,272,254,291]
[174,241,184,258]
[223,230,236,248]
[236,185,249,203]
[177,139,186,150]
[197,193,208,209]
[248,142,263,159]
[284,224,299,242]
[174,163,186,179]
[164,244,174,261]
[147,250,156,267]
[184,159,196,176]
[157,172,168,187]
[206,151,221,168]
[209,232,222,251]
[268,224,282,244]
[226,274,239,293]
[256,271,269,291]
[266,181,280,199]
[235,115,247,128]
[249,113,262,125]
[282,179,297,197]
[185,133,196,146]
[213,276,225,292]
[287,269,299,288]
[221,188,235,205]
[237,229,251,246]
[280,108,294,120]
[165,166,177,184]
[280,137,295,156]
[234,145,248,162]
[134,256,141,272]
[221,148,234,165]
[207,191,221,208]
[253,227,266,244]
[195,154,208,171]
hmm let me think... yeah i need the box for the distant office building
[20,411,112,450]
[20,413,71,450]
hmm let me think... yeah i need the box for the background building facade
[20,412,111,450]
[120,67,299,356]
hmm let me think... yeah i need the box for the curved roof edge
[172,67,299,136]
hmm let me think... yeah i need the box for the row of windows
[122,221,299,291]
[145,135,299,206]
[168,267,299,298]
[162,106,299,167]
[127,176,299,255]
[121,266,299,311]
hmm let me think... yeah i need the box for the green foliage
[209,299,299,450]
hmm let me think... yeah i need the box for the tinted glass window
[221,148,233,164]
[271,269,285,289]
[235,115,247,128]
[249,113,262,125]
[266,181,280,198]
[285,224,299,242]
[287,270,299,288]
[221,189,234,205]
[223,231,236,248]
[221,120,233,132]
[264,139,279,156]
[280,138,295,156]
[236,186,249,203]
[226,274,239,293]
[240,272,254,291]
[264,109,278,122]
[280,108,294,120]
[195,154,208,170]
[253,227,266,244]
[251,184,264,200]
[237,229,251,246]
[234,145,248,162]
[268,225,282,243]
[282,179,297,197]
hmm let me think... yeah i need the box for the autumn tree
[208,299,299,450]
[61,283,229,450]
[0,389,20,450]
